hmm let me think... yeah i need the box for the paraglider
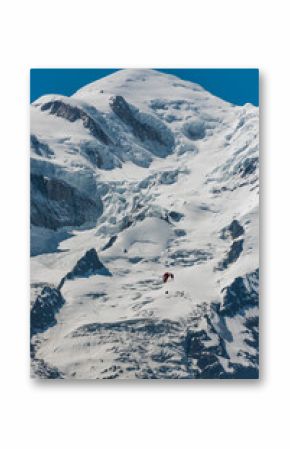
[163,272,174,284]
[162,272,174,294]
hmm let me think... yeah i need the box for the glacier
[30,69,259,379]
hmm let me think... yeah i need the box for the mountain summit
[30,69,259,379]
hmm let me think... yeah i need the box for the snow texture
[30,69,259,379]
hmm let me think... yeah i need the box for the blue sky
[30,68,259,106]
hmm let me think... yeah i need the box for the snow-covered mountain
[30,69,259,379]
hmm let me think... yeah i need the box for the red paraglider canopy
[163,272,174,283]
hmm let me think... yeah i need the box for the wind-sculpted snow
[167,248,212,267]
[182,119,206,140]
[31,271,258,379]
[207,106,259,193]
[30,69,259,379]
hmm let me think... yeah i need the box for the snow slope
[30,69,259,379]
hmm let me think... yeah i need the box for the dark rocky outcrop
[31,285,65,335]
[30,283,66,378]
[31,354,64,379]
[168,210,184,222]
[234,156,259,178]
[30,134,54,158]
[182,269,259,379]
[128,257,143,264]
[221,268,259,316]
[101,235,117,251]
[174,228,187,237]
[41,100,112,144]
[220,219,244,240]
[109,95,174,153]
[58,249,111,289]
[31,174,102,230]
[184,326,229,379]
[59,267,258,379]
[216,239,244,270]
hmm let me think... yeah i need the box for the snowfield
[30,69,259,379]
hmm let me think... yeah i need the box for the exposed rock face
[31,174,102,230]
[235,156,259,178]
[216,239,244,270]
[58,249,111,289]
[183,269,259,379]
[31,285,65,335]
[184,328,228,379]
[30,70,259,379]
[30,134,54,158]
[109,95,175,154]
[30,284,65,378]
[41,100,112,144]
[101,235,118,251]
[64,267,259,379]
[220,219,244,240]
[217,220,245,270]
[221,268,259,316]
[184,320,258,379]
[30,352,64,379]
[168,210,184,222]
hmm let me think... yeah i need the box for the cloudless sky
[30,68,259,106]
